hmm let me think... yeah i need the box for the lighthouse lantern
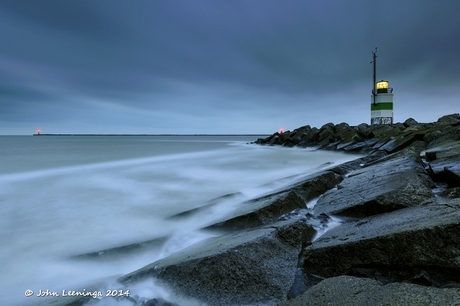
[376,80,389,93]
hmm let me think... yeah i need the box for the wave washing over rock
[39,114,460,306]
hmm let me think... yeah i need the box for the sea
[0,135,361,306]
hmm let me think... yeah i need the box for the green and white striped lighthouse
[370,49,393,125]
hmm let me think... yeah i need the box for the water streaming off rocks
[0,135,359,306]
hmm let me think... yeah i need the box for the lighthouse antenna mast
[371,47,377,105]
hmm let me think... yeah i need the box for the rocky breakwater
[257,113,460,305]
[55,114,460,306]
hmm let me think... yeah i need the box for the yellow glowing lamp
[376,80,389,93]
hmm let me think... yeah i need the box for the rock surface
[205,190,306,231]
[278,276,460,306]
[119,218,315,306]
[303,199,460,286]
[313,156,434,217]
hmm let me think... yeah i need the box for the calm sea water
[0,135,360,305]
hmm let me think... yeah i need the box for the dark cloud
[1,0,460,134]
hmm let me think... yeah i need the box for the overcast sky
[1,0,460,135]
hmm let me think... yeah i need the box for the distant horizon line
[31,133,270,136]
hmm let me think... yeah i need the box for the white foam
[312,215,344,241]
[0,138,361,305]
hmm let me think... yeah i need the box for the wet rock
[291,170,344,202]
[296,127,319,147]
[426,125,460,149]
[205,190,306,231]
[437,113,460,125]
[279,276,460,306]
[437,187,460,198]
[166,192,244,220]
[313,156,434,218]
[323,151,386,176]
[336,140,355,150]
[119,218,316,306]
[423,140,460,162]
[289,125,312,145]
[371,125,401,138]
[403,117,418,127]
[278,131,292,144]
[143,298,180,306]
[429,154,460,187]
[424,140,460,187]
[71,236,170,260]
[318,127,334,142]
[356,123,373,138]
[378,134,417,153]
[302,199,460,287]
[32,296,92,306]
[206,168,350,232]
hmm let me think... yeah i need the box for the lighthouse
[370,49,393,125]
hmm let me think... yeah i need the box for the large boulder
[423,140,460,162]
[119,218,316,306]
[403,117,418,127]
[378,134,417,153]
[425,125,460,149]
[424,140,460,187]
[437,113,460,125]
[313,156,434,217]
[279,276,460,306]
[302,199,460,287]
[428,153,460,188]
[205,190,306,231]
[291,170,343,202]
[356,123,373,138]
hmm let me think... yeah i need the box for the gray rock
[378,134,417,153]
[342,141,368,152]
[30,296,92,306]
[423,140,460,161]
[70,236,170,260]
[206,169,348,232]
[119,218,316,306]
[423,127,448,144]
[336,140,355,150]
[425,140,460,188]
[142,298,180,306]
[371,125,401,138]
[403,117,419,127]
[326,151,387,176]
[291,170,343,202]
[313,156,434,217]
[318,127,334,142]
[371,137,390,149]
[302,199,460,286]
[278,276,460,306]
[429,154,460,187]
[437,113,460,125]
[426,125,460,149]
[166,192,244,220]
[356,123,373,138]
[205,190,306,231]
[438,187,460,198]
[268,135,279,145]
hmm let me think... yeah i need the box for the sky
[1,0,460,135]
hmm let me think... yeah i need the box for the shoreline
[37,114,460,306]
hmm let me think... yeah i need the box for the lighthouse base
[371,117,393,125]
